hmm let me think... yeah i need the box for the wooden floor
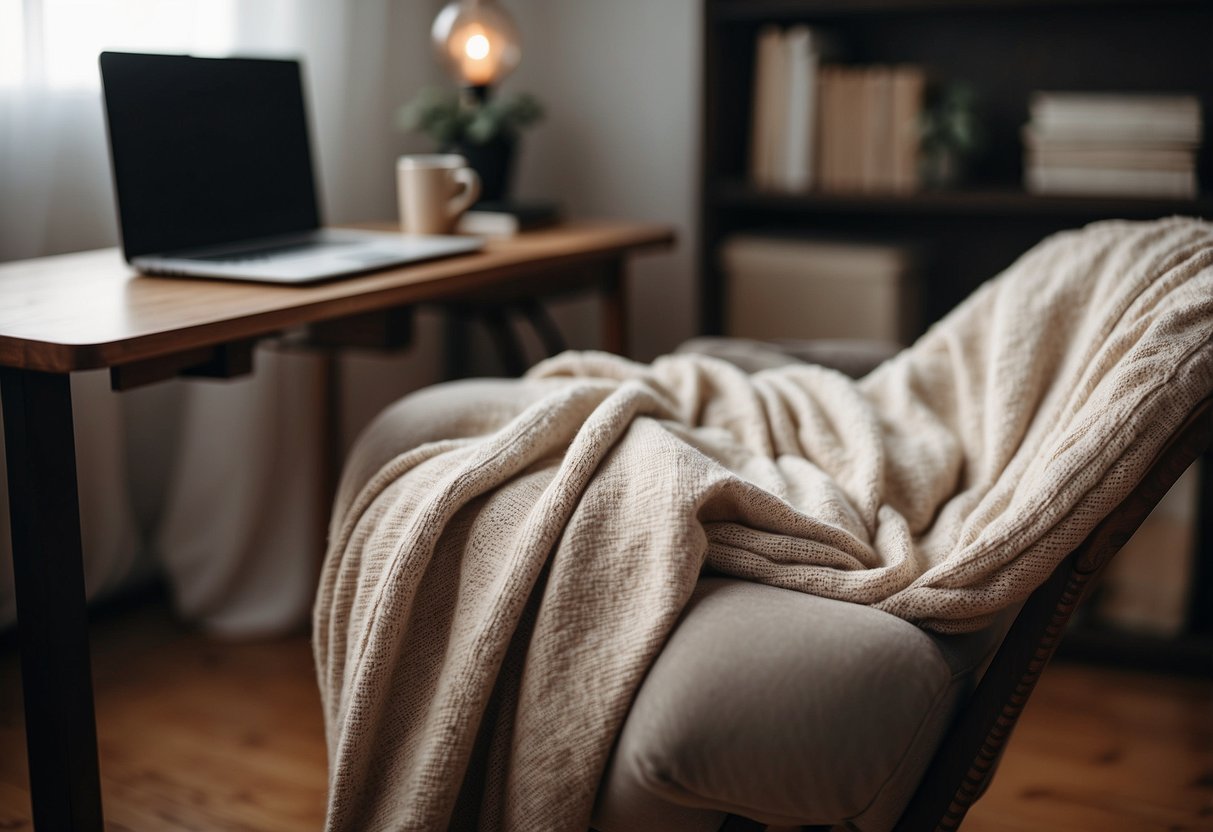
[0,601,1209,831]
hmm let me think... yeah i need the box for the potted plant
[919,83,984,189]
[397,87,544,203]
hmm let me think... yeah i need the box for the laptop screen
[100,52,321,259]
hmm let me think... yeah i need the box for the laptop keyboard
[193,240,354,263]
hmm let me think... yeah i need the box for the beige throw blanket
[314,218,1213,830]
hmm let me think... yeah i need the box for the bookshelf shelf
[710,0,1206,22]
[711,180,1213,218]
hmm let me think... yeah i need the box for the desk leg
[443,304,474,381]
[601,257,628,357]
[0,369,104,831]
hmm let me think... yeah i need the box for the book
[890,67,925,192]
[750,27,836,190]
[781,26,816,190]
[861,66,894,191]
[1025,165,1196,198]
[456,201,562,237]
[818,66,920,193]
[749,26,783,187]
[1023,91,1202,198]
[1024,124,1202,147]
[1029,92,1202,144]
[1027,146,1194,171]
[816,65,841,191]
[835,69,864,191]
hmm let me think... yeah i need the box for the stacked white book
[1024,93,1202,198]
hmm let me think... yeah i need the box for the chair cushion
[346,380,1010,831]
[592,578,1008,832]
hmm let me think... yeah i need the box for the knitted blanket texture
[314,218,1213,830]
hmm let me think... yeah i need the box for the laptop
[99,51,482,284]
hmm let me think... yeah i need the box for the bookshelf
[712,180,1213,218]
[700,0,1213,330]
[699,0,1213,674]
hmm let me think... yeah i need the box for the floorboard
[0,601,1209,830]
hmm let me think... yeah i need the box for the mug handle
[447,168,482,220]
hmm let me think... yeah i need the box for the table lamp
[426,0,552,213]
[431,0,522,102]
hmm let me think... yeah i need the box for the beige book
[836,69,864,191]
[1030,92,1201,142]
[1026,165,1197,198]
[859,67,878,191]
[890,67,925,192]
[816,66,839,190]
[862,67,895,191]
[1027,146,1194,171]
[1021,126,1199,153]
[750,27,782,187]
[1032,91,1200,115]
[823,68,844,191]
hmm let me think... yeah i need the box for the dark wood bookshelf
[711,180,1213,218]
[699,0,1213,674]
[710,0,1209,22]
[700,0,1213,333]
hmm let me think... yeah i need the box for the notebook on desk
[99,51,482,284]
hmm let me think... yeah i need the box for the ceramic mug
[396,154,481,235]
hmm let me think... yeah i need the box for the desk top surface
[0,220,674,372]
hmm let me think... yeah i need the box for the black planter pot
[448,135,516,204]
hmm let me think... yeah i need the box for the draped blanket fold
[314,218,1213,830]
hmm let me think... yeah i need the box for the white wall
[325,0,452,450]
[503,0,701,361]
[307,0,444,224]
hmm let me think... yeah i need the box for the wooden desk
[0,220,674,831]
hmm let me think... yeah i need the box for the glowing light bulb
[432,1,521,88]
[465,33,490,61]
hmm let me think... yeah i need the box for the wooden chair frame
[721,395,1213,832]
[894,395,1213,831]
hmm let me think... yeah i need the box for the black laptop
[99,51,481,283]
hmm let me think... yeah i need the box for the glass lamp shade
[431,0,522,88]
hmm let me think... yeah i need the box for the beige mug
[396,154,481,235]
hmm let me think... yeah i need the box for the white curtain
[0,0,440,635]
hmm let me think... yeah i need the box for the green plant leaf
[396,86,545,146]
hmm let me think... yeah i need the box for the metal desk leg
[1,368,104,831]
[443,303,474,381]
